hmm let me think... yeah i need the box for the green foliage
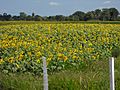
[112,47,120,58]
[0,7,119,21]
[0,23,120,75]
[0,57,120,90]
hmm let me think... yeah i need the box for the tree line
[0,8,120,21]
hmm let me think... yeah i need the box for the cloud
[103,1,111,4]
[49,2,59,6]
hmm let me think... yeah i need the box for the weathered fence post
[109,57,115,90]
[42,56,48,90]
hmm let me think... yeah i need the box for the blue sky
[0,0,120,16]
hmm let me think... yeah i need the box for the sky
[0,0,120,16]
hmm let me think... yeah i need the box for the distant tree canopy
[0,8,120,21]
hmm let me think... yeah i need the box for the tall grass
[0,57,120,90]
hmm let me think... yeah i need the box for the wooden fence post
[109,57,115,90]
[42,56,48,90]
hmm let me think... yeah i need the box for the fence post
[42,56,48,90]
[109,57,115,90]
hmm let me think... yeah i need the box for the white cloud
[103,1,111,4]
[49,2,59,6]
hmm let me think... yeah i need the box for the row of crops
[1,21,120,26]
[0,23,120,74]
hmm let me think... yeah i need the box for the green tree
[48,16,56,21]
[2,13,12,21]
[89,11,96,20]
[100,8,110,21]
[109,8,119,21]
[94,9,101,20]
[72,11,85,21]
[32,12,35,17]
[34,15,43,21]
[55,15,65,21]
[69,15,79,21]
[19,12,27,20]
[26,15,33,21]
[118,15,120,21]
[85,12,92,20]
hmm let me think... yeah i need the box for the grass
[0,73,43,90]
[0,56,120,90]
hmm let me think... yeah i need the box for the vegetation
[112,47,120,58]
[0,23,120,74]
[0,56,120,90]
[0,8,120,21]
[0,21,120,89]
[1,21,120,26]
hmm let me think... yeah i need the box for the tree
[26,15,33,21]
[118,14,120,21]
[64,16,71,21]
[94,9,101,20]
[2,13,12,21]
[47,16,56,21]
[0,7,119,21]
[0,14,3,20]
[71,11,85,21]
[109,8,119,21]
[32,12,35,17]
[55,15,65,21]
[7,14,12,21]
[19,12,27,20]
[100,8,110,21]
[34,15,43,21]
[85,12,92,20]
[69,15,79,21]
[12,16,20,20]
[43,16,48,21]
[89,11,96,20]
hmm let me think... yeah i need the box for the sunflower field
[0,23,120,74]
